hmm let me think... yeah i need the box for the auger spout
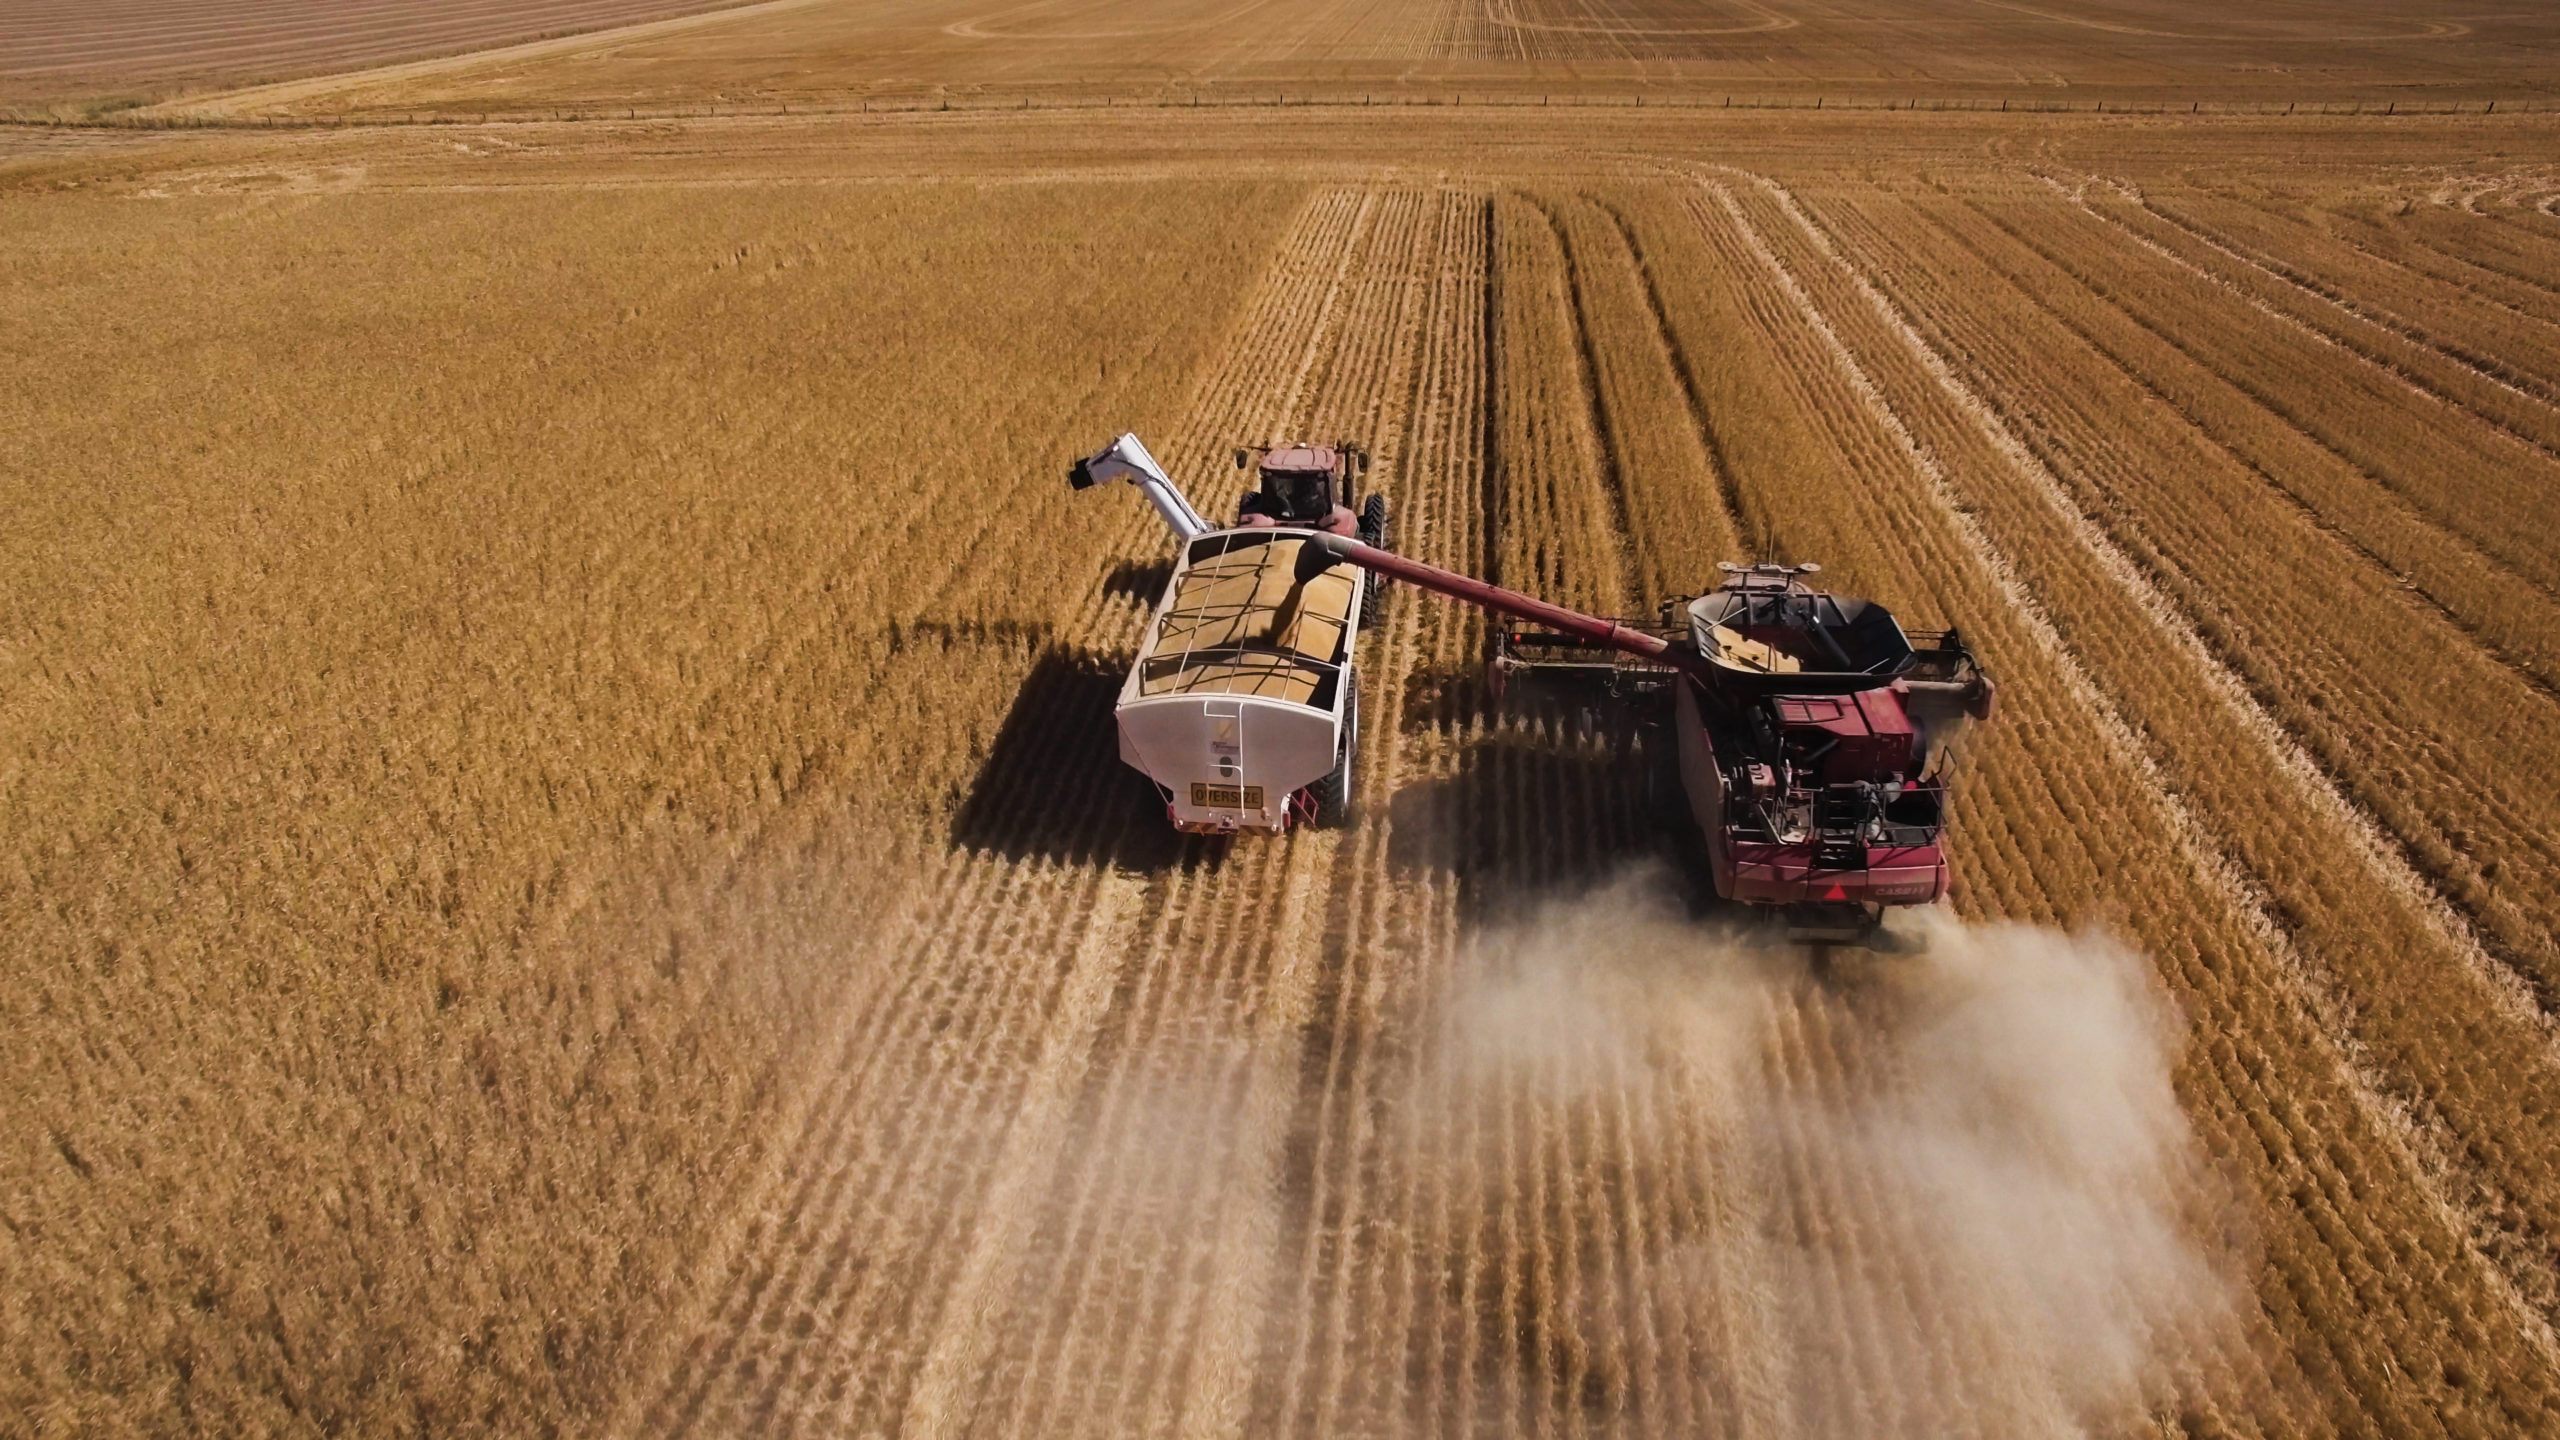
[1294,533,1705,679]
[1067,432,1212,541]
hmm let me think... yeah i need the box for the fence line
[3,91,2550,131]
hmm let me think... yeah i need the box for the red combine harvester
[1294,537,1994,942]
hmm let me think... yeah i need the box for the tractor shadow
[1102,557,1175,608]
[951,647,1187,874]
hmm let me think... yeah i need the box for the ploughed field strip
[0,0,755,93]
[115,0,2560,116]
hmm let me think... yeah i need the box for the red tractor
[1295,538,1995,942]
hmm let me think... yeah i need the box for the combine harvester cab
[1069,433,1387,834]
[1294,540,1995,944]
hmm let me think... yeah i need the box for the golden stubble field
[12,12,2560,1436]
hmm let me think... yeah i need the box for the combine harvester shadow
[1099,556,1174,606]
[1384,692,1719,930]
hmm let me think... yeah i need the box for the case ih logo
[1191,783,1263,809]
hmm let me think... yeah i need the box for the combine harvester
[1072,433,1995,942]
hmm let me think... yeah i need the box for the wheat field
[11,3,2560,1435]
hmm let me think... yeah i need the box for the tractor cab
[1237,443,1370,535]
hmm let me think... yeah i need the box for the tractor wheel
[1357,495,1390,626]
[1312,671,1359,827]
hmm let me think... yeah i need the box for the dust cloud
[1427,866,2247,1436]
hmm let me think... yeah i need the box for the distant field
[0,0,760,105]
[143,0,2560,118]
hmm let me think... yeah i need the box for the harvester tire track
[1843,190,2560,704]
[1776,181,2560,1060]
[2129,185,2560,411]
[1706,167,2560,1389]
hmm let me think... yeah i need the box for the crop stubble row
[1791,177,2560,1334]
[1716,170,2560,1428]
[1591,171,2560,1431]
[637,185,1412,1437]
[0,178,1286,1434]
[19,121,2560,1434]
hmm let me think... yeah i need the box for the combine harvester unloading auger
[1072,433,1995,942]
